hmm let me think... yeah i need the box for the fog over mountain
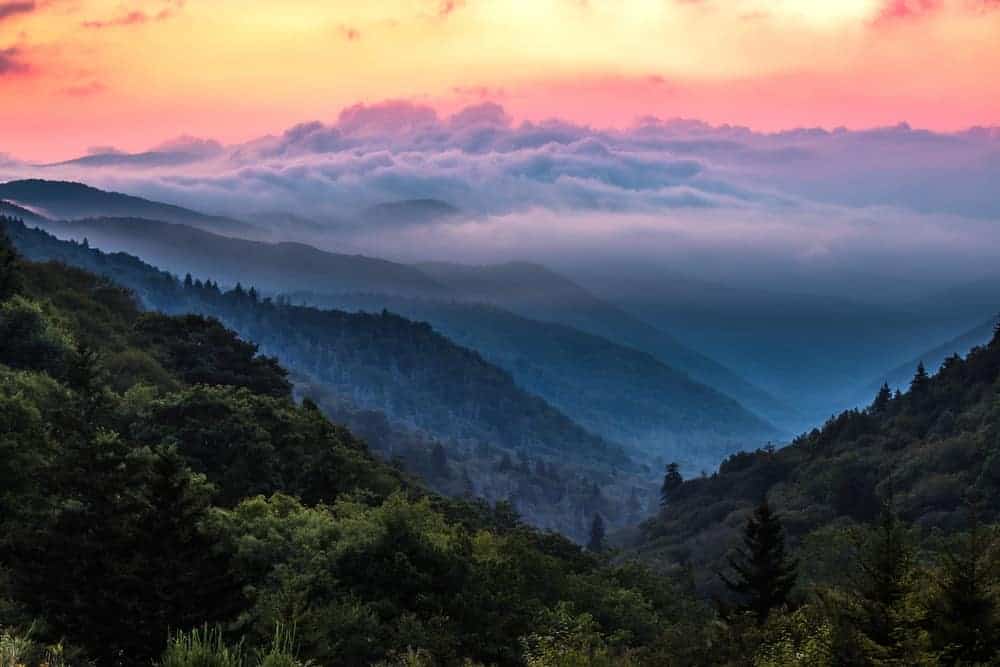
[2,103,999,301]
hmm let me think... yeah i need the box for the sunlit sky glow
[1,0,999,161]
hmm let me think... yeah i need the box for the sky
[2,0,1000,162]
[1,0,999,300]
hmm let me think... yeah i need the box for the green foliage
[0,296,74,377]
[158,625,309,667]
[0,220,22,301]
[720,500,798,623]
[132,313,290,399]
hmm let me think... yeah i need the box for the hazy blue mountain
[291,291,782,468]
[36,216,446,296]
[0,199,49,224]
[360,198,462,227]
[416,261,799,430]
[4,217,651,541]
[904,274,1000,323]
[864,317,997,396]
[0,179,253,236]
[42,150,209,169]
[580,269,973,424]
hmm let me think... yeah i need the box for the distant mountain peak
[360,199,462,227]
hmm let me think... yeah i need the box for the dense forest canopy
[5,209,1000,664]
[2,217,657,543]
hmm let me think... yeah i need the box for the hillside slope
[864,317,997,396]
[0,179,253,236]
[40,216,446,296]
[296,291,779,468]
[632,320,1000,590]
[4,217,649,541]
[417,261,798,430]
[0,223,693,665]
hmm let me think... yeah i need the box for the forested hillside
[294,291,778,468]
[3,218,651,542]
[634,319,1000,585]
[0,180,253,236]
[415,261,797,430]
[6,215,1000,665]
[39,216,445,296]
[0,220,711,665]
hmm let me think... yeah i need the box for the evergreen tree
[0,221,22,300]
[587,513,606,553]
[183,273,194,289]
[928,517,999,664]
[844,505,929,663]
[911,361,930,393]
[661,462,683,506]
[872,382,892,413]
[720,499,798,622]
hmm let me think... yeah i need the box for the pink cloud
[872,0,942,25]
[0,46,30,77]
[0,1,34,22]
[82,0,184,28]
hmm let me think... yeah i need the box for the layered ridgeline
[35,216,446,297]
[0,180,788,429]
[292,291,778,468]
[583,268,986,427]
[3,218,653,542]
[416,261,798,431]
[863,316,997,398]
[20,207,782,463]
[0,222,710,666]
[6,221,1000,665]
[0,179,255,237]
[632,320,1000,591]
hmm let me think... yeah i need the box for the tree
[841,504,930,663]
[910,361,929,393]
[0,219,22,300]
[587,513,606,553]
[661,462,683,506]
[872,382,892,414]
[928,517,999,664]
[720,499,798,622]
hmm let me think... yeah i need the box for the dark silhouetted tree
[0,220,22,300]
[587,513,606,553]
[661,462,683,506]
[720,499,797,622]
[872,382,892,413]
[911,361,929,393]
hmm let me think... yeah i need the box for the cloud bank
[2,100,999,295]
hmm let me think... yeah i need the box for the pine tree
[720,499,798,622]
[928,515,999,664]
[0,221,22,300]
[872,382,892,413]
[587,513,606,553]
[661,462,683,506]
[911,361,929,393]
[846,504,929,663]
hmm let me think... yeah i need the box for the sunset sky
[2,0,999,161]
